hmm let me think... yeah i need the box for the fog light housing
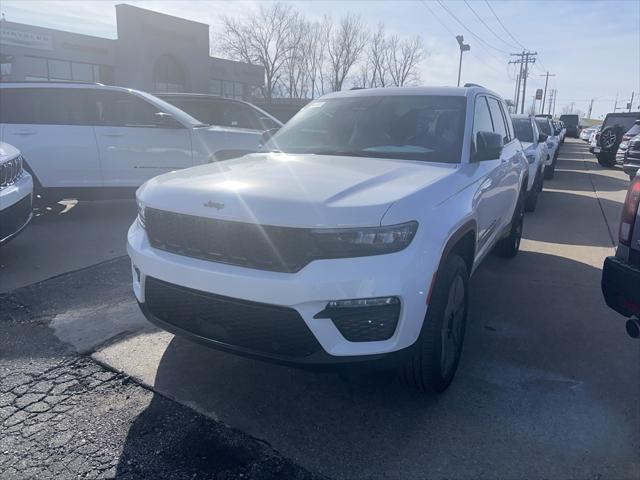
[314,296,400,342]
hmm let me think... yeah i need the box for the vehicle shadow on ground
[546,169,631,192]
[523,190,620,247]
[115,251,637,479]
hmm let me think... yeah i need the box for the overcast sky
[1,0,638,119]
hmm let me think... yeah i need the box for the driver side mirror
[473,131,504,161]
[154,112,183,129]
[538,133,548,143]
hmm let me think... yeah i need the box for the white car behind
[0,82,267,204]
[0,142,33,245]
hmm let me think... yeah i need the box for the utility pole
[587,98,595,119]
[547,89,555,115]
[509,51,525,111]
[629,91,635,112]
[552,89,558,116]
[539,72,555,115]
[509,51,537,114]
[613,93,619,112]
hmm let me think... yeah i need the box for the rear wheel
[400,254,469,393]
[597,153,616,168]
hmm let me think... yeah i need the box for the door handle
[15,129,36,136]
[103,131,123,137]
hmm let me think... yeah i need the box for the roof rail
[0,80,104,86]
[350,87,366,90]
[463,83,485,88]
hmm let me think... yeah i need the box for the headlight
[526,154,536,164]
[311,221,418,257]
[137,199,146,229]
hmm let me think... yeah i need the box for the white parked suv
[535,117,560,179]
[511,115,549,212]
[0,82,266,203]
[0,142,33,245]
[128,86,529,392]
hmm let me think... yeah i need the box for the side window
[0,89,26,124]
[472,96,494,156]
[0,88,84,125]
[88,91,161,127]
[487,97,508,144]
[222,103,261,129]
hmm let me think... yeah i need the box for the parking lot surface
[1,140,638,479]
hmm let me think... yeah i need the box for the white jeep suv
[0,82,265,203]
[128,86,528,392]
[0,142,33,245]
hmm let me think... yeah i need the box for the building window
[210,79,245,100]
[22,56,108,83]
[153,54,189,93]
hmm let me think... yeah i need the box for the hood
[138,153,458,228]
[0,142,20,163]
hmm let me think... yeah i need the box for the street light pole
[456,35,470,87]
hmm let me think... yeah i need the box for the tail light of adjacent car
[619,176,640,246]
[622,133,634,143]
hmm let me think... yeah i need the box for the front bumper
[602,256,640,318]
[127,220,436,363]
[0,172,33,245]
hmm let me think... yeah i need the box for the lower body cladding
[0,172,33,245]
[127,221,437,369]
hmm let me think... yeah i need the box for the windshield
[513,118,534,142]
[535,118,552,135]
[264,95,467,163]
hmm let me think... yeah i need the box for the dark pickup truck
[602,176,640,338]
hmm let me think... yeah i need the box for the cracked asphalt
[0,262,323,480]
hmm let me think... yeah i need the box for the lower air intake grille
[144,277,322,358]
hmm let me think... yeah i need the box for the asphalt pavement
[1,139,638,479]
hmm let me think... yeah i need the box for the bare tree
[218,3,299,100]
[387,34,423,86]
[360,24,390,88]
[325,14,367,92]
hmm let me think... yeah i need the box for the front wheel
[525,175,540,212]
[495,194,524,258]
[400,254,469,393]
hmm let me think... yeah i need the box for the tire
[525,175,540,212]
[544,164,555,180]
[495,193,524,258]
[400,254,469,393]
[599,126,620,151]
[596,153,616,168]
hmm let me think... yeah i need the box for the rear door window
[88,91,161,127]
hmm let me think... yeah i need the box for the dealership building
[0,4,264,100]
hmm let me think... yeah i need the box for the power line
[435,0,511,55]
[484,0,527,50]
[419,0,456,37]
[463,0,519,51]
[419,0,508,77]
